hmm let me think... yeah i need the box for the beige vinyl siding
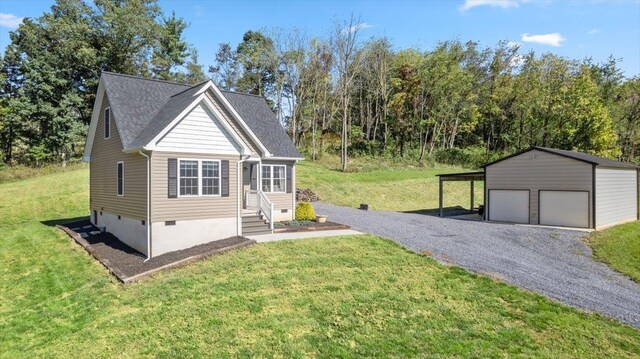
[151,151,241,222]
[90,94,147,220]
[595,167,638,228]
[485,149,593,226]
[155,103,242,154]
[263,160,295,218]
[206,92,262,155]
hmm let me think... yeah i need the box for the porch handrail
[256,189,274,230]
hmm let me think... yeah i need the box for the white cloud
[510,54,526,67]
[588,28,600,34]
[459,0,521,11]
[521,32,565,47]
[0,13,24,29]
[343,22,373,33]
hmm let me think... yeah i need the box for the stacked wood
[296,188,320,202]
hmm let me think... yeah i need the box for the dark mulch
[58,219,255,283]
[273,220,350,233]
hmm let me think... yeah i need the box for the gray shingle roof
[482,146,638,169]
[101,72,302,158]
[221,91,302,158]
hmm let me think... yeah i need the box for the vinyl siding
[206,92,262,155]
[595,167,638,228]
[150,151,241,222]
[89,94,147,220]
[155,102,242,154]
[485,149,593,226]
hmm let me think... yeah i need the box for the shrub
[295,201,316,221]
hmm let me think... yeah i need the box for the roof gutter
[267,156,305,161]
[138,149,152,262]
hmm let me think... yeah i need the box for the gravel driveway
[315,202,640,329]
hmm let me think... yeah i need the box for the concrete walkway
[247,229,362,242]
[314,202,640,329]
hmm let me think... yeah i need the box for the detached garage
[483,146,639,229]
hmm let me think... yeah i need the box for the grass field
[297,156,483,212]
[589,221,640,283]
[1,165,639,357]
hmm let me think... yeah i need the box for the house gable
[155,101,243,155]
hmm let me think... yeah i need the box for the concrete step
[242,216,266,224]
[243,228,272,235]
[243,222,270,230]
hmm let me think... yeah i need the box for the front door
[242,162,258,209]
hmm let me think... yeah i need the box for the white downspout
[237,155,251,236]
[139,150,152,262]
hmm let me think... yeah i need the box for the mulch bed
[273,221,350,233]
[57,219,255,284]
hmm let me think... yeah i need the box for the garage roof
[482,146,639,169]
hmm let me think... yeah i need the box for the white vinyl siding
[488,190,530,223]
[595,167,638,228]
[539,191,589,228]
[155,103,242,154]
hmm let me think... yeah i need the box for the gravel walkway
[315,202,640,329]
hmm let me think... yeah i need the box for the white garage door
[539,191,589,228]
[489,190,530,223]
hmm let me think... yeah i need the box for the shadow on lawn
[41,216,90,227]
[403,205,477,217]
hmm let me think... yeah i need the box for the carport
[436,171,485,217]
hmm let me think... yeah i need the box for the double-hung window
[178,159,221,197]
[179,160,199,196]
[261,165,286,193]
[202,160,221,196]
[104,107,111,139]
[261,166,271,192]
[116,161,124,196]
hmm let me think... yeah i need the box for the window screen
[202,161,220,195]
[261,165,271,192]
[179,160,199,196]
[273,165,286,192]
[117,162,124,195]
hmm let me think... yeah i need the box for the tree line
[1,1,638,169]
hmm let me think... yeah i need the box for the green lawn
[1,167,639,358]
[297,156,483,212]
[589,221,640,282]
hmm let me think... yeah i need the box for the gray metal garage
[483,146,639,229]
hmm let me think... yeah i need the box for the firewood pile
[296,188,320,202]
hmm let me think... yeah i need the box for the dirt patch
[58,219,255,284]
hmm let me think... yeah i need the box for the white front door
[488,190,530,224]
[539,191,589,228]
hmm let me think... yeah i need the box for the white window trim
[177,158,222,198]
[116,161,124,196]
[261,164,286,193]
[104,107,111,139]
[201,159,222,197]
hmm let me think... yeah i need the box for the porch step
[242,215,272,235]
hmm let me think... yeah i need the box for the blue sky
[1,0,639,76]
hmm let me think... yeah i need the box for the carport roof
[436,171,485,181]
[482,146,639,169]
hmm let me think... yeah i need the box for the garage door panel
[539,191,589,228]
[489,190,530,224]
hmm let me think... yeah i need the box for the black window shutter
[168,158,177,198]
[286,164,293,193]
[221,160,229,197]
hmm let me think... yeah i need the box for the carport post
[470,180,474,212]
[439,177,443,217]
